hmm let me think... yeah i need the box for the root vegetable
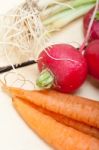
[83,5,99,42]
[13,96,99,150]
[31,101,99,139]
[36,44,87,93]
[3,85,99,128]
[85,40,99,80]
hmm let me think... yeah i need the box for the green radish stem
[36,69,54,88]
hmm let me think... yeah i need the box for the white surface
[0,0,24,14]
[0,1,99,150]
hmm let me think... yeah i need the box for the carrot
[13,96,99,150]
[3,85,99,129]
[36,105,99,139]
[13,95,99,139]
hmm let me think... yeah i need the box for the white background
[0,0,23,14]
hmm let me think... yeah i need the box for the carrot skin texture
[13,97,99,150]
[37,106,99,139]
[4,82,99,138]
[4,86,99,129]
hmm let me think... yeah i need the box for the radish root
[0,72,35,89]
[0,0,49,64]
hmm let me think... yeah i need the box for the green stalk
[36,69,54,88]
[95,11,99,20]
[41,0,73,19]
[41,0,96,20]
[71,0,96,7]
[43,3,95,30]
[37,0,68,10]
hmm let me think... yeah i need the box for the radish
[85,40,99,80]
[36,1,98,93]
[83,6,99,42]
[36,44,87,93]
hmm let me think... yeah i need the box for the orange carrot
[36,105,99,139]
[13,97,99,150]
[4,85,99,129]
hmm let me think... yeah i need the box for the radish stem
[36,69,54,88]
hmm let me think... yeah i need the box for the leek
[0,0,97,64]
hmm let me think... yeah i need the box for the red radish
[83,6,99,42]
[85,40,99,80]
[36,44,87,93]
